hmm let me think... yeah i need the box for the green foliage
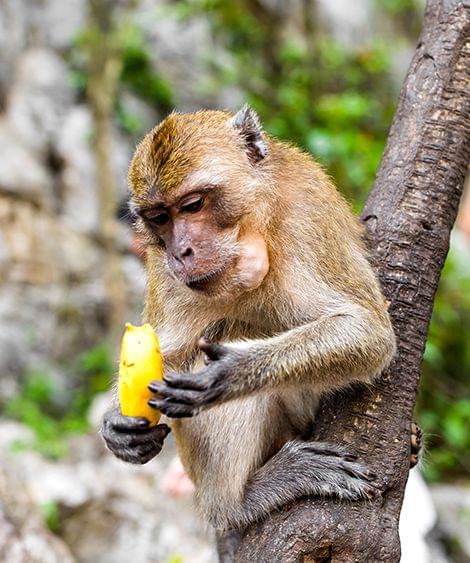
[255,40,393,204]
[3,344,114,459]
[5,371,69,459]
[41,501,61,533]
[372,0,423,38]
[417,242,470,481]
[375,0,419,15]
[78,343,114,396]
[119,24,174,109]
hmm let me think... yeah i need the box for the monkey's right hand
[101,407,171,465]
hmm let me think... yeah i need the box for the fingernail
[149,399,163,409]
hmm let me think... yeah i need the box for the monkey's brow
[139,185,217,213]
[134,202,167,217]
[176,185,216,202]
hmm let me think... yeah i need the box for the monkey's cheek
[236,234,270,291]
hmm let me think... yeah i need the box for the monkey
[101,105,397,546]
[409,422,423,468]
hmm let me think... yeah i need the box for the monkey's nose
[174,247,193,264]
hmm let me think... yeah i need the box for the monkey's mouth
[186,266,227,291]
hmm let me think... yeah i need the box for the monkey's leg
[219,440,378,531]
[410,422,423,468]
[215,528,244,563]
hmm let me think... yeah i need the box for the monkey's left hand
[148,339,241,418]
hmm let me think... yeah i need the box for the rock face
[0,121,54,208]
[0,11,143,398]
[6,49,73,158]
[0,416,215,563]
[0,455,76,563]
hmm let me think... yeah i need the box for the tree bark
[235,1,470,561]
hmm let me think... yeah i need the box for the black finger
[105,410,151,433]
[161,372,208,391]
[148,382,203,404]
[163,406,197,418]
[198,338,228,361]
[302,443,357,460]
[115,445,159,465]
[339,461,377,482]
[155,423,171,435]
[103,432,144,451]
[136,442,163,458]
[148,398,167,410]
[128,434,158,447]
[150,398,196,418]
[128,424,171,446]
[104,424,170,451]
[114,416,152,433]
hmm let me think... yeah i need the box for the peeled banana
[118,323,163,425]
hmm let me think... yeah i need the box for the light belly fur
[170,383,319,521]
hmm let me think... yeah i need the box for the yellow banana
[118,323,163,425]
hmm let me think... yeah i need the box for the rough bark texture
[236,1,470,561]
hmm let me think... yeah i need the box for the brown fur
[128,107,396,530]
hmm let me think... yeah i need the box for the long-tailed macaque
[101,105,396,540]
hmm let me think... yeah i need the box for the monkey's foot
[286,441,380,500]
[255,441,379,504]
[215,440,380,531]
[410,422,423,468]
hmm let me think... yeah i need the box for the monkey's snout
[185,267,226,291]
[173,246,194,265]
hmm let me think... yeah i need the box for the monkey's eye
[180,197,203,214]
[146,212,169,226]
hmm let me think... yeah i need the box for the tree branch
[235,1,470,560]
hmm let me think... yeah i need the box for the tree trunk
[235,1,470,561]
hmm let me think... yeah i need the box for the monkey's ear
[231,104,267,163]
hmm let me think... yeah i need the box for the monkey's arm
[149,303,395,418]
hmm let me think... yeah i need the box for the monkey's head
[129,105,271,300]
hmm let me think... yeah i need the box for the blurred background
[0,0,469,562]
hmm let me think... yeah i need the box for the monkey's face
[129,108,271,299]
[136,180,270,298]
[140,186,240,293]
